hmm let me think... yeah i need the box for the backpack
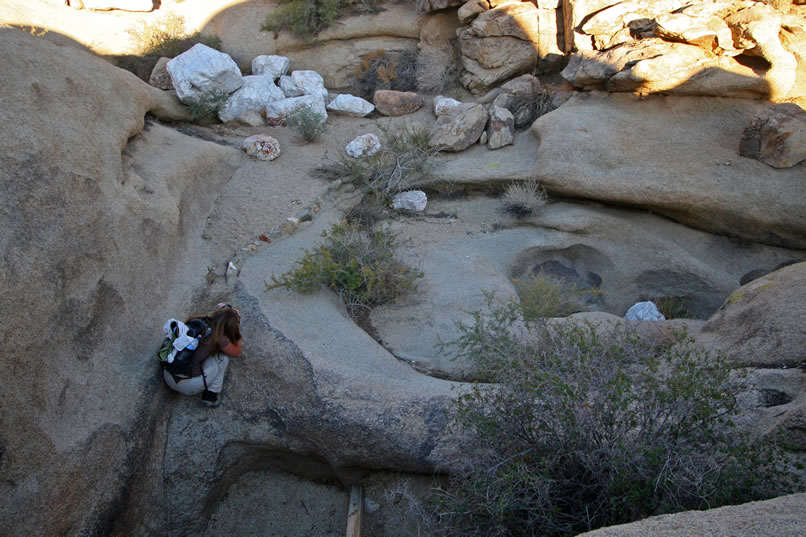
[157,317,211,378]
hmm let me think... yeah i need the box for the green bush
[653,295,691,319]
[286,103,327,142]
[320,124,438,199]
[183,88,230,121]
[429,294,799,537]
[261,0,345,41]
[512,272,595,320]
[266,222,423,316]
[117,14,222,80]
[261,1,386,41]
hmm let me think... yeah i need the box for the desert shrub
[118,13,221,78]
[353,48,417,100]
[416,44,462,95]
[266,222,423,316]
[349,0,385,14]
[321,123,439,199]
[261,0,345,41]
[183,88,230,121]
[653,295,691,319]
[502,178,549,216]
[426,294,799,537]
[513,273,595,320]
[286,103,327,142]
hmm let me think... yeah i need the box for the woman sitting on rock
[163,304,242,407]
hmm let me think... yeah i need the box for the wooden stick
[346,485,363,537]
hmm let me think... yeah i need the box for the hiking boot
[201,390,221,407]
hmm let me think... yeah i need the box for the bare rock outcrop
[577,493,806,537]
[0,26,241,536]
[698,262,806,369]
[426,93,806,249]
[562,1,803,100]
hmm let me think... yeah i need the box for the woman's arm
[221,337,242,358]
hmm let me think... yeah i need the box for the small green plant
[502,178,549,216]
[353,48,417,100]
[653,295,690,319]
[261,0,345,41]
[285,103,327,142]
[183,88,230,121]
[266,222,423,316]
[320,123,439,199]
[513,272,596,320]
[427,294,800,537]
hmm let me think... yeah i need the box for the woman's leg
[163,369,206,395]
[201,353,230,394]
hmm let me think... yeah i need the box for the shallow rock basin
[370,195,805,377]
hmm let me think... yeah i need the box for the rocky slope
[1,1,805,536]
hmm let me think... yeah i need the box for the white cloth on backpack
[162,318,196,363]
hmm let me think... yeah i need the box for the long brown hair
[187,307,241,354]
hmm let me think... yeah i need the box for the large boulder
[0,26,240,536]
[166,43,243,103]
[218,75,285,123]
[486,105,515,149]
[697,262,806,369]
[264,95,328,124]
[458,1,542,92]
[290,70,329,104]
[429,102,488,151]
[739,103,806,168]
[251,55,290,79]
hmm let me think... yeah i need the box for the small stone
[364,498,381,513]
[242,135,281,161]
[287,217,301,226]
[295,209,313,222]
[345,133,381,158]
[479,130,488,145]
[434,95,463,116]
[327,94,374,117]
[374,90,424,116]
[148,57,173,90]
[392,190,428,212]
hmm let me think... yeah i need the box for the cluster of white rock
[155,44,376,127]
